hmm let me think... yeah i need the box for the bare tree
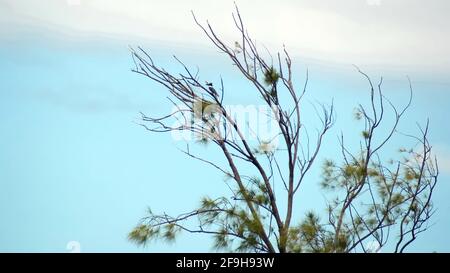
[128,5,438,253]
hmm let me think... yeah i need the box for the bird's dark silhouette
[206,82,218,97]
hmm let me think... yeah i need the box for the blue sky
[0,0,449,252]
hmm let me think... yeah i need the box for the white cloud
[1,0,450,73]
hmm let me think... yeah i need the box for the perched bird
[194,98,213,121]
[205,81,218,97]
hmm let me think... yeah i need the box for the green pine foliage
[263,67,280,86]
